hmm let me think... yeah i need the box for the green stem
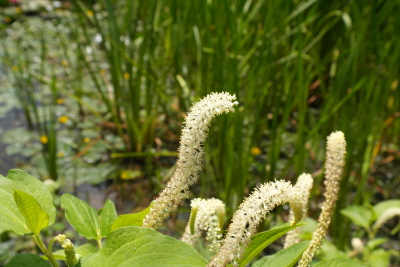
[48,236,57,256]
[32,234,60,267]
[96,238,103,249]
[366,227,374,239]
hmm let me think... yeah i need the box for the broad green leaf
[313,258,366,267]
[373,201,400,234]
[0,170,55,235]
[7,170,56,224]
[81,226,207,267]
[99,199,117,237]
[340,205,373,229]
[299,217,317,240]
[373,200,400,218]
[61,193,99,239]
[368,248,391,267]
[238,222,305,267]
[0,177,29,234]
[373,207,400,232]
[75,243,99,256]
[47,243,99,261]
[13,189,49,235]
[110,206,150,232]
[319,240,348,260]
[252,241,309,267]
[5,253,50,267]
[366,238,388,250]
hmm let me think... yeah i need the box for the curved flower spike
[143,92,238,229]
[298,131,346,267]
[284,173,313,248]
[208,180,304,267]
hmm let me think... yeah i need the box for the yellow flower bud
[40,135,49,144]
[59,116,68,124]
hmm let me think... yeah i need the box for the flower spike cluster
[298,131,346,267]
[284,173,314,248]
[181,198,226,252]
[208,180,304,267]
[143,92,238,229]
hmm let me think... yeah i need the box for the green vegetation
[0,0,399,266]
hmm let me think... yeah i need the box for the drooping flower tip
[143,92,238,230]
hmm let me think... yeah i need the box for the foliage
[333,203,400,266]
[252,241,309,267]
[237,222,306,267]
[80,227,208,267]
[312,258,366,267]
[0,0,400,265]
[5,169,395,266]
[60,194,117,246]
[0,169,55,235]
[0,169,306,267]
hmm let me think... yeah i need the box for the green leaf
[110,206,150,232]
[373,201,400,234]
[0,177,28,235]
[252,241,309,267]
[5,253,51,267]
[313,258,366,267]
[13,189,49,235]
[340,205,373,229]
[61,193,99,239]
[319,240,348,260]
[238,221,305,267]
[0,170,55,235]
[368,248,391,267]
[373,207,400,232]
[99,199,117,237]
[7,170,56,224]
[76,243,99,256]
[80,226,207,267]
[373,200,400,218]
[61,194,119,240]
[299,217,317,240]
[366,238,388,250]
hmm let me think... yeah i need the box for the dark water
[0,108,26,176]
[0,106,133,213]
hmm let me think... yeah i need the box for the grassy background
[1,0,399,258]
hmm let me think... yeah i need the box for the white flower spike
[298,131,346,267]
[208,180,304,267]
[143,92,238,229]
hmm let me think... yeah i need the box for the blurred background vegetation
[0,0,399,265]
